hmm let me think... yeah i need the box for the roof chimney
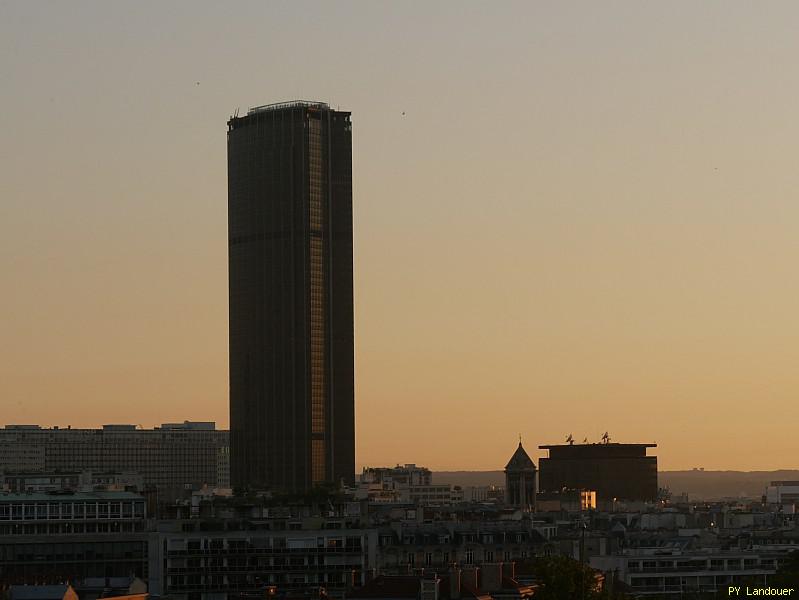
[420,576,440,600]
[448,566,461,599]
[460,567,479,591]
[480,563,504,592]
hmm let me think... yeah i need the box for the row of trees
[532,555,628,600]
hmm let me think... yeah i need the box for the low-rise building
[0,470,144,493]
[153,522,376,599]
[348,564,536,600]
[463,486,504,504]
[374,520,547,573]
[766,481,799,510]
[536,490,597,513]
[0,422,229,501]
[357,465,461,506]
[0,491,149,594]
[592,549,797,596]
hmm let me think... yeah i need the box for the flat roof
[0,491,144,502]
[157,421,216,430]
[539,442,657,449]
[3,423,222,432]
[247,100,330,115]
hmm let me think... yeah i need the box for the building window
[465,550,474,565]
[425,553,432,566]
[407,552,414,566]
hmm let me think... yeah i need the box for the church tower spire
[504,439,537,511]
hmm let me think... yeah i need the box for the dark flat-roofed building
[227,101,355,492]
[538,442,658,502]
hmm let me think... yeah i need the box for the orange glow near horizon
[2,2,799,472]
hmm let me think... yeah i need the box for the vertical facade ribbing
[228,103,354,492]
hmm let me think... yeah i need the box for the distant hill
[659,470,799,500]
[434,471,504,488]
[433,470,799,500]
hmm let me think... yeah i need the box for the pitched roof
[505,442,536,471]
[9,586,73,600]
[347,576,419,599]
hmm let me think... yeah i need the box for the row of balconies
[1,556,147,564]
[166,564,361,574]
[629,584,735,594]
[629,561,777,573]
[630,568,776,577]
[0,526,146,536]
[166,547,362,556]
[387,536,527,546]
[166,581,351,593]
[0,514,145,522]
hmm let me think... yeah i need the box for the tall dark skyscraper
[227,101,354,492]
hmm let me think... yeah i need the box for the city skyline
[3,2,799,472]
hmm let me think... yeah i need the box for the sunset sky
[2,1,798,471]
